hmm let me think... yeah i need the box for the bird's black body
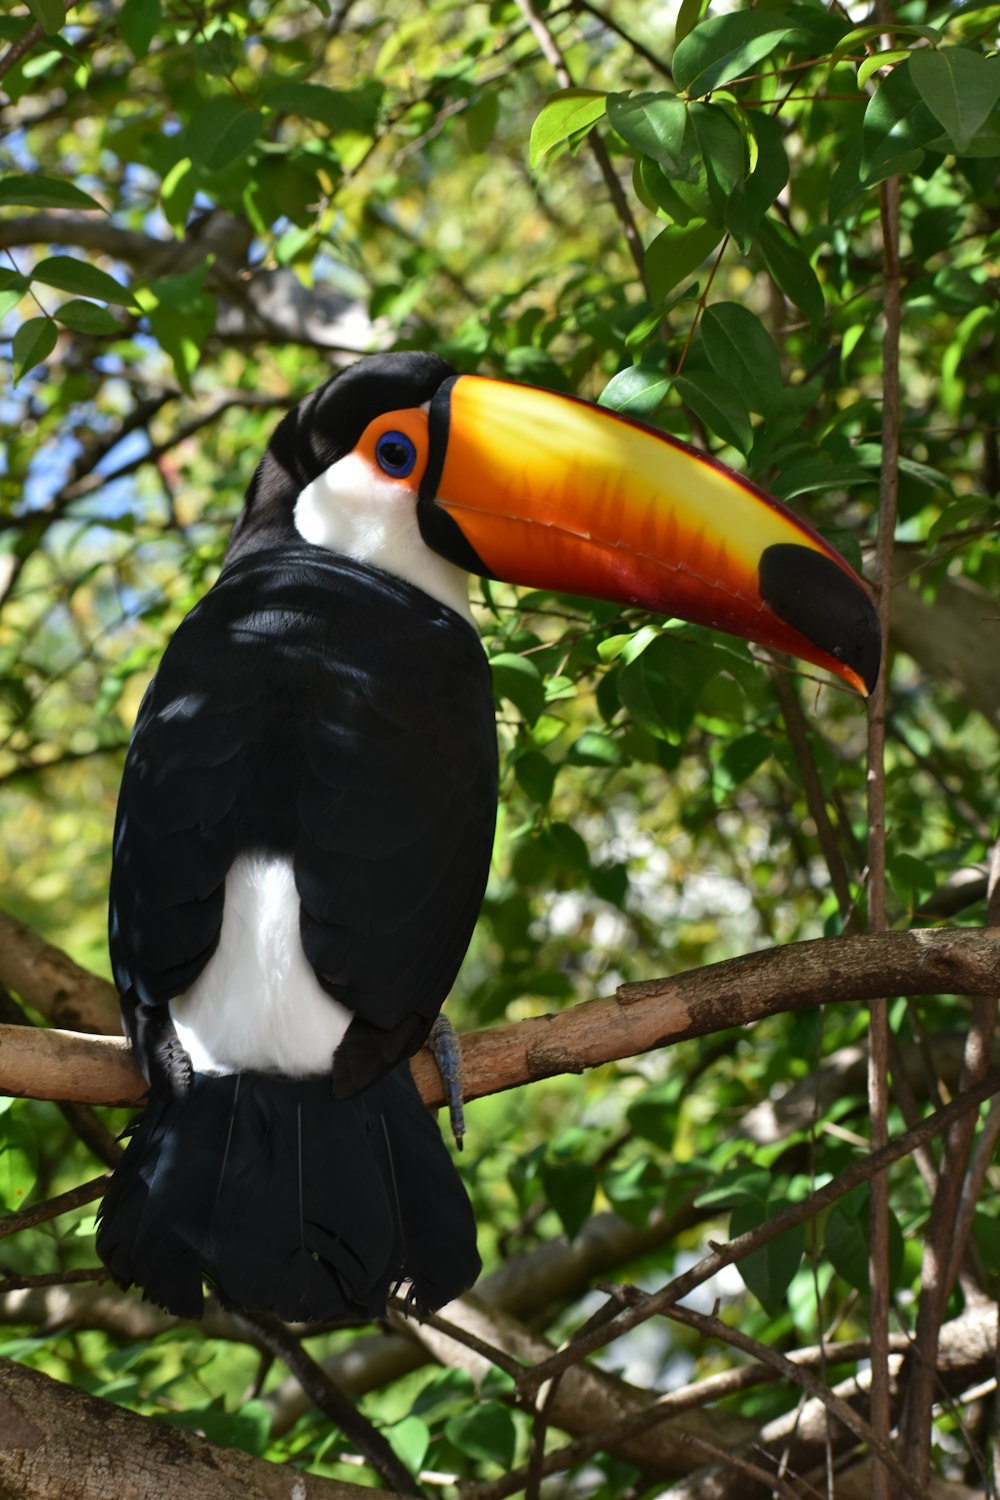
[108,545,496,1089]
[99,540,494,1318]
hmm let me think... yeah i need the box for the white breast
[170,853,352,1077]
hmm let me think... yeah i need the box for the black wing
[294,562,498,1094]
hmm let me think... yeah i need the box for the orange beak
[416,375,880,696]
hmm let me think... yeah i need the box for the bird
[96,350,880,1323]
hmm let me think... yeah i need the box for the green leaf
[25,0,64,36]
[514,750,556,804]
[646,220,724,304]
[701,303,783,420]
[541,1158,596,1239]
[465,87,500,152]
[491,652,545,725]
[858,49,911,90]
[770,462,875,500]
[188,102,264,172]
[689,102,747,229]
[627,1078,684,1149]
[717,730,773,791]
[0,275,29,318]
[697,1165,771,1211]
[162,1400,271,1455]
[12,316,57,381]
[618,634,717,743]
[0,174,103,212]
[160,156,195,231]
[888,851,938,906]
[725,111,788,247]
[674,372,751,455]
[384,1416,430,1473]
[675,0,709,47]
[143,263,217,393]
[32,255,133,304]
[53,298,119,334]
[529,88,608,168]
[606,92,699,182]
[861,60,944,184]
[544,821,590,873]
[264,80,382,135]
[119,0,161,59]
[757,218,824,327]
[0,1112,39,1210]
[445,1405,517,1471]
[826,1186,904,1290]
[673,11,795,98]
[910,47,1000,153]
[731,1190,805,1317]
[603,1154,662,1228]
[568,730,625,768]
[825,1189,869,1290]
[829,22,941,72]
[598,363,671,417]
[634,153,712,225]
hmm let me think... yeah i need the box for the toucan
[96,350,880,1322]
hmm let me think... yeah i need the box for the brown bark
[0,910,118,1035]
[0,928,996,1110]
[0,1356,397,1500]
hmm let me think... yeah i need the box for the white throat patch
[293,452,472,621]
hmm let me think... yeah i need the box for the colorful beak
[417,375,880,696]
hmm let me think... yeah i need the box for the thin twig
[867,160,903,1500]
[0,17,47,84]
[569,0,674,82]
[235,1309,424,1496]
[0,1266,108,1292]
[770,667,858,927]
[515,0,649,294]
[0,1176,107,1241]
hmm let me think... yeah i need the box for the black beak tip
[759,543,882,695]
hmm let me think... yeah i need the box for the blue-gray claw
[428,1015,466,1149]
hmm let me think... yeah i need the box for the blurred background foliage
[1,0,999,1493]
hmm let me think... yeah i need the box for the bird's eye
[375,430,417,479]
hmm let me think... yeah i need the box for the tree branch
[867,161,903,1498]
[0,928,998,1108]
[0,1356,401,1500]
[0,907,118,1035]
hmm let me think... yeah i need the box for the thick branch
[0,928,998,1108]
[0,909,118,1034]
[0,1356,399,1500]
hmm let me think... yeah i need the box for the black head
[225,351,457,565]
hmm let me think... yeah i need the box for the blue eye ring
[375,430,417,479]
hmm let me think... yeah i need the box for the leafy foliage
[1,0,999,1493]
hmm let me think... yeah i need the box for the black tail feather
[96,1066,480,1322]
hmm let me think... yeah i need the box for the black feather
[97,1066,478,1320]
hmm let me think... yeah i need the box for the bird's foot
[133,1001,193,1101]
[428,1014,466,1149]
